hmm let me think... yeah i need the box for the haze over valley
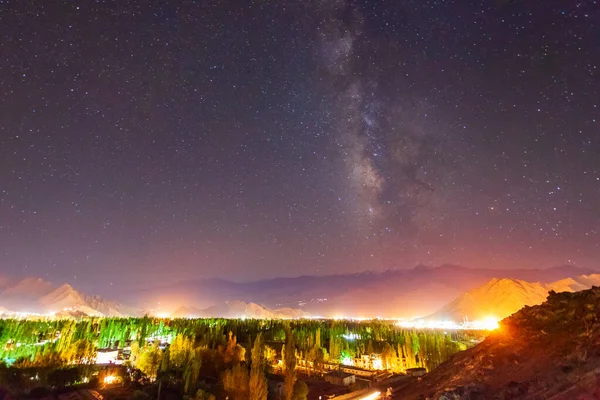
[2,264,598,324]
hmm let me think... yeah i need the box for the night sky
[1,0,599,291]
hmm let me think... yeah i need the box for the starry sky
[1,0,599,291]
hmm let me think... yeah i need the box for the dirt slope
[395,287,600,399]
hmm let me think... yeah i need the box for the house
[324,370,356,386]
[406,367,427,377]
[95,349,120,364]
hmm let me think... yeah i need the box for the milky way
[1,0,599,294]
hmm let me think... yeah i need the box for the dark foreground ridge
[394,286,600,399]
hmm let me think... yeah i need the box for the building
[320,362,378,379]
[356,354,384,370]
[95,349,120,364]
[406,367,427,377]
[324,370,356,386]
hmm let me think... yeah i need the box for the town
[0,317,484,399]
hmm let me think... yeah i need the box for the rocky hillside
[395,287,600,399]
[430,274,600,322]
[429,278,550,322]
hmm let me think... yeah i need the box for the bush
[48,367,81,388]
[131,390,151,400]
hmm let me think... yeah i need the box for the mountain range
[128,264,598,318]
[0,277,310,319]
[429,273,600,322]
[1,264,597,319]
[0,277,128,317]
[170,301,309,319]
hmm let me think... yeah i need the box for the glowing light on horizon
[359,391,381,400]
[396,316,500,331]
[479,316,499,330]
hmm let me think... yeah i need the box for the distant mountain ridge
[170,300,310,319]
[0,277,310,319]
[1,265,597,320]
[430,273,600,322]
[130,264,597,318]
[0,277,128,317]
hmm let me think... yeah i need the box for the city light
[396,317,500,331]
[360,391,381,400]
[480,316,499,330]
[341,356,354,366]
[342,333,361,340]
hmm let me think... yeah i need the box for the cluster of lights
[340,356,354,366]
[396,316,500,331]
[0,307,92,320]
[342,333,361,340]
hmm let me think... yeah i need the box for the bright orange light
[480,317,499,330]
[104,375,116,384]
[360,391,381,400]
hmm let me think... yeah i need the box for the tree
[314,346,327,374]
[249,333,268,400]
[264,344,277,366]
[130,341,141,363]
[136,342,163,380]
[183,348,203,395]
[381,343,395,370]
[169,334,195,369]
[131,390,150,400]
[307,344,327,376]
[67,339,97,365]
[48,367,81,388]
[195,389,216,400]
[366,340,374,356]
[292,381,308,400]
[223,331,246,365]
[283,328,297,400]
[221,363,249,400]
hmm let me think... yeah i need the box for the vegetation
[249,333,268,400]
[0,317,484,397]
[283,327,297,400]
